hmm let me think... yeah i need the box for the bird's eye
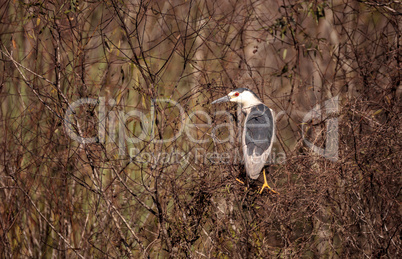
[234,92,239,97]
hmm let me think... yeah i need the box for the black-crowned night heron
[212,88,277,194]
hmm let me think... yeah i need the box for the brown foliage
[0,0,400,258]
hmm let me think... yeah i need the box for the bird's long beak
[211,95,230,104]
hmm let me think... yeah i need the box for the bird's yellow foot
[236,178,248,191]
[259,169,279,194]
[236,178,245,185]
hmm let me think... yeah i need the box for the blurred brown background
[0,0,400,257]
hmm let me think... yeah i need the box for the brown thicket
[0,0,400,258]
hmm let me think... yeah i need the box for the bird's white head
[211,88,262,108]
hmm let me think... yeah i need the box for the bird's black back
[244,104,274,156]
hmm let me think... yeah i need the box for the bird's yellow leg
[259,169,279,194]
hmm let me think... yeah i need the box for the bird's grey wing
[243,104,274,179]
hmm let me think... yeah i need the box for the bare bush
[0,0,400,258]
